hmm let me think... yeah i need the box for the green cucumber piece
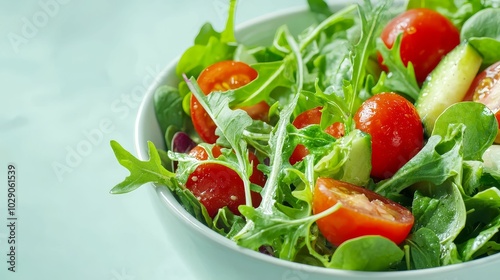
[314,129,372,187]
[415,43,483,135]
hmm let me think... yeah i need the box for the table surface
[0,0,316,279]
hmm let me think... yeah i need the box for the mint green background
[0,1,305,279]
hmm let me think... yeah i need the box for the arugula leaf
[328,236,404,271]
[374,131,463,196]
[109,140,213,225]
[349,0,390,109]
[109,140,175,194]
[374,35,420,101]
[233,26,310,260]
[232,60,294,107]
[220,0,237,43]
[184,76,255,206]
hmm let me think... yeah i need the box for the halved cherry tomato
[313,178,414,246]
[186,145,265,218]
[354,93,423,179]
[379,8,460,84]
[464,61,500,143]
[289,107,345,165]
[190,60,270,143]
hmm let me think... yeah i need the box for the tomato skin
[354,93,423,179]
[313,178,414,246]
[190,60,270,143]
[289,107,345,165]
[379,8,460,84]
[464,61,500,143]
[186,145,264,217]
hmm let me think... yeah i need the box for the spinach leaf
[412,180,466,245]
[461,8,500,65]
[406,228,441,269]
[431,102,497,161]
[153,85,193,149]
[328,236,404,271]
[407,0,485,28]
[459,213,500,261]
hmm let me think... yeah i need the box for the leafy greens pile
[110,0,500,271]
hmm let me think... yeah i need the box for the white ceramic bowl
[134,3,500,280]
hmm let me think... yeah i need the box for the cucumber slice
[415,43,483,135]
[314,129,371,187]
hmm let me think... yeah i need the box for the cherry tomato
[313,178,414,246]
[464,61,500,143]
[186,145,265,218]
[289,107,345,165]
[379,8,460,84]
[354,93,423,179]
[190,60,270,143]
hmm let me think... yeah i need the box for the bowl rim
[133,2,500,277]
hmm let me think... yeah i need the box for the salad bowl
[130,1,500,280]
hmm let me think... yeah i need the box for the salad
[110,0,500,272]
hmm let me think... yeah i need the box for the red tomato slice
[313,178,414,246]
[464,61,500,143]
[186,145,264,218]
[190,60,270,143]
[354,93,423,179]
[289,107,345,165]
[379,8,460,84]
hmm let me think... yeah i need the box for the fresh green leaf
[431,102,497,161]
[307,0,332,22]
[468,38,500,66]
[194,23,221,45]
[407,0,486,28]
[109,140,175,194]
[349,0,390,110]
[374,35,420,100]
[406,228,441,269]
[176,37,236,79]
[232,60,293,107]
[374,131,463,196]
[412,180,466,245]
[153,85,192,146]
[459,213,500,261]
[461,8,500,65]
[220,0,237,43]
[185,76,255,207]
[328,236,404,271]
